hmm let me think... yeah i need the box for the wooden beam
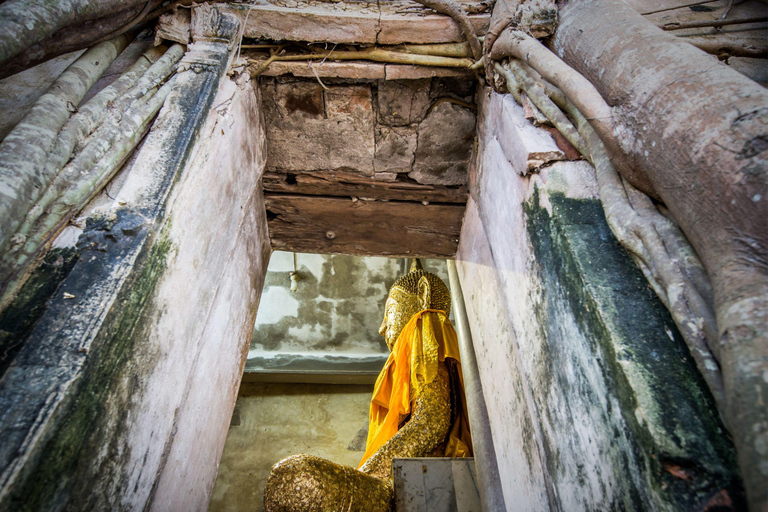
[264,194,465,257]
[255,59,475,80]
[262,171,468,203]
[231,2,489,46]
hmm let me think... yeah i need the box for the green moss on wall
[523,188,743,510]
[5,212,174,511]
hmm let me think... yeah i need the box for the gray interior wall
[209,382,372,512]
[246,252,450,378]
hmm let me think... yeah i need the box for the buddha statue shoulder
[263,260,472,512]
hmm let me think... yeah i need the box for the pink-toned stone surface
[410,101,475,186]
[259,77,475,185]
[377,13,489,45]
[261,80,376,175]
[237,2,489,45]
[384,64,474,80]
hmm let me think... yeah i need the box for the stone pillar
[447,260,507,512]
[0,6,271,511]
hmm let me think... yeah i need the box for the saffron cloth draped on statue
[358,310,473,467]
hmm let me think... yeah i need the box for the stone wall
[455,88,743,511]
[260,76,476,186]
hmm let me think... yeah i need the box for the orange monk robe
[358,310,473,468]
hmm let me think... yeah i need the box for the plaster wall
[209,382,372,512]
[131,74,270,512]
[456,199,551,511]
[248,253,449,371]
[455,88,740,510]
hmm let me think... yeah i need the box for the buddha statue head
[379,259,451,350]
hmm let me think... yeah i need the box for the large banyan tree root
[0,42,184,310]
[0,3,158,80]
[0,0,152,74]
[549,3,767,508]
[0,35,131,258]
[488,0,768,506]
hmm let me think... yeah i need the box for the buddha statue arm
[359,362,452,481]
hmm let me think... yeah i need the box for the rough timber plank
[256,60,474,79]
[264,194,464,257]
[237,2,489,45]
[262,171,468,203]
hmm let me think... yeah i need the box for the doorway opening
[209,252,452,511]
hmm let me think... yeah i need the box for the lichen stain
[0,247,78,379]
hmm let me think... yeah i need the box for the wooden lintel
[257,60,475,80]
[264,194,465,257]
[262,171,468,203]
[227,3,489,45]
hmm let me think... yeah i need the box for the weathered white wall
[109,73,270,511]
[456,88,740,511]
[457,198,551,511]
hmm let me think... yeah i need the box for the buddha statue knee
[263,260,472,512]
[263,454,392,512]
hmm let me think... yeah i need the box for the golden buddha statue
[263,259,472,512]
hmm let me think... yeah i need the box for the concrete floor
[208,382,373,512]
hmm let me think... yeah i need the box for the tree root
[44,44,168,201]
[661,16,767,31]
[0,35,131,257]
[0,43,183,309]
[409,0,483,60]
[251,46,475,76]
[495,57,726,412]
[393,42,475,58]
[0,0,148,73]
[640,0,719,15]
[491,30,615,144]
[680,38,768,59]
